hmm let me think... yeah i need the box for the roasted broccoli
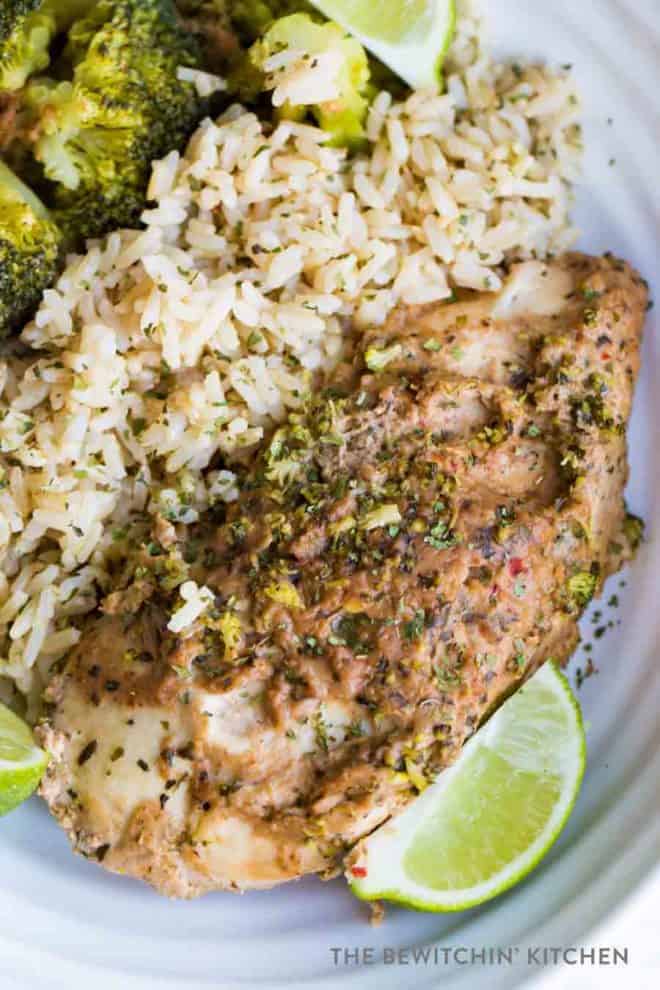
[566,569,599,612]
[18,0,206,242]
[0,158,62,337]
[0,0,54,92]
[249,13,371,147]
[623,511,644,553]
[0,1,97,92]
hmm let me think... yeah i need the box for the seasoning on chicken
[38,253,647,897]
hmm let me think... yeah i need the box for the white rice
[176,66,227,99]
[0,0,582,712]
[167,580,215,634]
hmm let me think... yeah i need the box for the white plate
[2,1,660,987]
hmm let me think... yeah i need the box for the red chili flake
[601,352,611,361]
[490,584,499,598]
[509,557,525,577]
[351,866,368,878]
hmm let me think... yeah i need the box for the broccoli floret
[566,569,599,611]
[0,0,39,40]
[20,0,205,243]
[231,1,314,44]
[249,13,370,148]
[0,159,62,337]
[0,1,98,92]
[623,512,644,553]
[0,0,54,92]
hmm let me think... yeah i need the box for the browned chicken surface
[38,254,647,897]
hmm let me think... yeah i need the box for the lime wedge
[309,0,456,89]
[348,663,585,911]
[0,703,49,817]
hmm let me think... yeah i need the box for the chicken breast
[38,254,647,897]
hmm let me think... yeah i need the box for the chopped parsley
[403,609,426,641]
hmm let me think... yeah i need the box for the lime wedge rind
[0,702,49,817]
[349,663,586,912]
[0,748,47,772]
[311,0,457,90]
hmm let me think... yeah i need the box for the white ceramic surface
[2,2,659,987]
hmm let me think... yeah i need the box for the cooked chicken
[38,254,647,897]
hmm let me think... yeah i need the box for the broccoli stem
[0,158,50,217]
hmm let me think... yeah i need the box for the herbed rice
[0,0,582,712]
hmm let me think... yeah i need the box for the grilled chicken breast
[38,254,647,897]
